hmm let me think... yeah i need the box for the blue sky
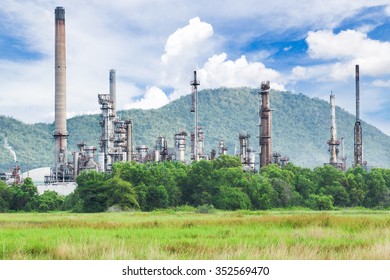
[0,0,390,136]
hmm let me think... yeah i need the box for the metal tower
[354,65,363,166]
[327,92,340,167]
[190,71,200,161]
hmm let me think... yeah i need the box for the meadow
[0,209,389,260]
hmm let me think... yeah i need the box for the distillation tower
[218,140,228,156]
[341,137,347,171]
[259,81,272,169]
[174,130,187,163]
[354,65,363,166]
[98,70,133,172]
[327,92,341,168]
[239,133,255,171]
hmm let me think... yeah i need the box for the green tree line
[1,155,389,212]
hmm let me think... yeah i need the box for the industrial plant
[1,6,371,187]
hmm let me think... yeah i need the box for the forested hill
[1,87,390,171]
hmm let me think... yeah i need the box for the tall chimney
[109,69,116,116]
[53,7,68,180]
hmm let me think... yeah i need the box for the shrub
[196,204,216,214]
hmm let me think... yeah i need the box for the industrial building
[97,69,133,172]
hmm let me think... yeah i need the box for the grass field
[0,210,389,260]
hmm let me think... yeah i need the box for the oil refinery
[1,7,372,188]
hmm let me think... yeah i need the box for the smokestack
[355,65,360,121]
[54,7,68,179]
[109,69,116,116]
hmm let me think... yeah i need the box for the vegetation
[0,177,65,212]
[0,210,389,260]
[2,88,390,172]
[1,157,389,260]
[1,156,389,213]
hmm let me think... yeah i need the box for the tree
[295,175,316,199]
[9,177,39,211]
[63,192,83,212]
[314,165,346,189]
[104,176,139,210]
[214,186,251,210]
[181,160,217,206]
[307,194,334,210]
[76,171,111,212]
[322,181,350,207]
[364,169,389,208]
[346,167,367,206]
[243,174,274,210]
[261,164,295,186]
[37,190,64,212]
[270,178,301,208]
[137,184,168,211]
[213,155,242,169]
[76,171,140,212]
[0,180,12,212]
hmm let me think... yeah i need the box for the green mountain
[1,87,390,172]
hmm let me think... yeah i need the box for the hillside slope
[1,88,390,171]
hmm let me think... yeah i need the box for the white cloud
[250,50,273,61]
[159,17,284,101]
[292,29,390,81]
[307,29,389,62]
[125,86,169,110]
[160,17,214,100]
[198,53,285,90]
[373,79,390,88]
[385,5,390,16]
[1,0,390,126]
[161,17,213,64]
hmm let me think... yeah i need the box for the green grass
[0,210,389,260]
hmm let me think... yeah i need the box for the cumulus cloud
[198,53,284,90]
[161,17,213,65]
[158,17,284,101]
[160,17,214,100]
[292,29,390,81]
[125,86,169,110]
[2,0,390,126]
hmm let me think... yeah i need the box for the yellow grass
[0,210,389,260]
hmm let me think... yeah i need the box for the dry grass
[0,210,389,260]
